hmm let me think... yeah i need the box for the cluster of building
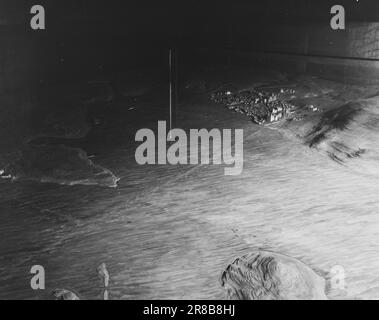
[210,88,295,125]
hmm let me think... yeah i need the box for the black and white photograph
[0,0,379,306]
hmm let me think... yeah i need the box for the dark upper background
[0,0,378,92]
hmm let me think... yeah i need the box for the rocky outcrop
[221,251,327,300]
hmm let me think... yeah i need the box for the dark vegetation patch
[305,102,363,148]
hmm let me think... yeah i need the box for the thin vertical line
[169,49,172,137]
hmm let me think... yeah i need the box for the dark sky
[0,0,377,88]
[1,1,379,29]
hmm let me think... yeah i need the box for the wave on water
[0,144,120,188]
